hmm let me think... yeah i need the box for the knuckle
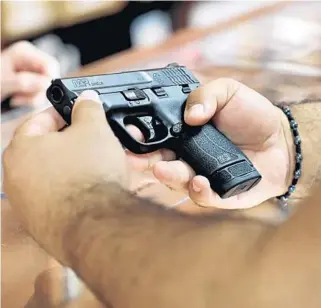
[15,74,29,92]
[39,51,59,72]
[214,78,240,97]
[11,40,32,54]
[15,40,31,48]
[205,78,241,104]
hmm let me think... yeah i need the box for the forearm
[243,102,321,306]
[48,183,267,308]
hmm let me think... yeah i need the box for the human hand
[25,267,103,308]
[3,90,128,259]
[1,41,59,105]
[127,78,295,209]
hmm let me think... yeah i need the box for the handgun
[46,63,261,198]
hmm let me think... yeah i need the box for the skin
[27,183,321,308]
[127,78,295,209]
[3,83,320,307]
[1,41,59,106]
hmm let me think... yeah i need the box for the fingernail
[78,90,100,103]
[192,181,202,193]
[186,104,204,119]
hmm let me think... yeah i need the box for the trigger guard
[108,113,172,154]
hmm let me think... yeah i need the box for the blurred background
[1,1,321,101]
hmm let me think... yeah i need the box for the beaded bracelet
[277,105,302,208]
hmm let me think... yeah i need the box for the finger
[11,92,47,107]
[184,78,240,125]
[189,176,257,209]
[126,149,175,172]
[9,41,60,77]
[126,124,144,141]
[71,90,111,134]
[32,267,66,306]
[188,176,222,207]
[14,106,66,137]
[5,72,51,99]
[185,78,279,147]
[153,160,195,191]
[124,125,176,171]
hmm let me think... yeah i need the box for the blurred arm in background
[1,41,59,106]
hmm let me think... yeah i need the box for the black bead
[289,185,296,193]
[287,115,294,122]
[290,120,298,129]
[284,107,291,115]
[293,129,299,137]
[294,169,301,179]
[276,105,302,203]
[279,196,288,203]
[296,153,303,162]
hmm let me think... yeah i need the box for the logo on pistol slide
[72,78,90,88]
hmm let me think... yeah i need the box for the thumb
[184,78,240,126]
[71,90,108,132]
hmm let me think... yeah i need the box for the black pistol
[46,63,261,198]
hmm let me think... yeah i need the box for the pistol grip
[179,124,261,198]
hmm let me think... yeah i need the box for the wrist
[280,107,296,191]
[287,102,321,199]
[276,104,304,207]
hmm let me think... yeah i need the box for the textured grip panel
[227,161,253,177]
[215,170,232,182]
[179,123,261,198]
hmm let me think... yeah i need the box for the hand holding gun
[47,64,261,198]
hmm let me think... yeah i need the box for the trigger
[133,116,156,141]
